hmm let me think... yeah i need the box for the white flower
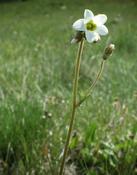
[72,9,108,43]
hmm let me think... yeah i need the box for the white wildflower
[73,9,108,43]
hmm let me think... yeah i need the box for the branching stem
[59,39,84,175]
[76,59,105,107]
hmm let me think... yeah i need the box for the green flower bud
[103,44,115,60]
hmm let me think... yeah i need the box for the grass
[0,0,137,174]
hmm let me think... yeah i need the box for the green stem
[76,59,105,107]
[59,39,84,175]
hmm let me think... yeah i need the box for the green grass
[0,0,137,174]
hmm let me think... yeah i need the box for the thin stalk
[59,39,84,175]
[76,59,105,107]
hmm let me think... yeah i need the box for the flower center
[86,20,97,31]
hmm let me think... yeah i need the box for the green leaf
[85,122,97,145]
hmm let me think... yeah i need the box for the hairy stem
[59,39,84,175]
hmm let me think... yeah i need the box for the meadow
[0,0,137,174]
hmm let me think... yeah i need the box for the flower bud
[103,44,115,60]
[71,31,85,44]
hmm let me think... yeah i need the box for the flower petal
[72,19,85,31]
[96,25,108,35]
[94,14,107,25]
[85,30,99,43]
[84,9,94,20]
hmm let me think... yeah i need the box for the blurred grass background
[0,0,137,174]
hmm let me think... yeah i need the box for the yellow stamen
[86,20,96,31]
